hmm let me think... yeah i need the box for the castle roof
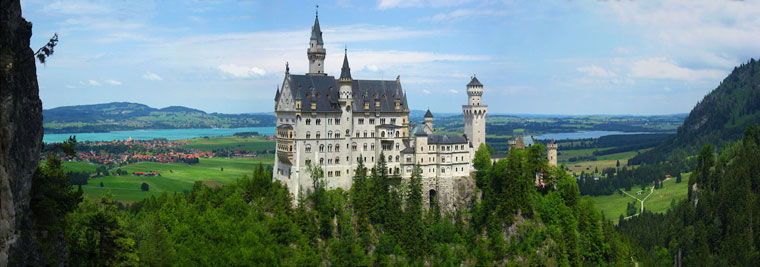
[276,124,293,129]
[310,15,324,45]
[424,109,434,118]
[285,74,407,113]
[340,51,352,80]
[467,76,483,87]
[428,134,467,144]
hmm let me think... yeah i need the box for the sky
[20,0,760,115]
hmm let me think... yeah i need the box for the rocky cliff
[0,0,45,265]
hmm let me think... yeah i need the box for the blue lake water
[43,127,276,143]
[533,131,658,140]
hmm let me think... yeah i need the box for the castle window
[420,146,423,152]
[356,132,360,138]
[327,144,332,152]
[363,131,367,138]
[369,118,375,124]
[352,143,357,151]
[316,131,321,139]
[358,118,364,124]
[346,129,349,136]
[371,144,375,151]
[396,131,400,138]
[305,144,311,153]
[328,119,332,125]
[336,118,340,125]
[306,119,311,125]
[441,156,445,162]
[363,143,368,151]
[319,145,324,152]
[306,131,311,139]
[336,171,341,176]
[395,155,399,162]
[316,119,321,125]
[381,131,385,138]
[371,157,374,162]
[335,132,340,138]
[395,143,400,150]
[391,118,396,124]
[380,118,386,124]
[328,159,333,164]
[319,158,324,165]
[327,171,332,177]
[306,159,311,165]
[441,168,445,173]
[328,131,332,138]
[335,145,340,152]
[335,157,340,164]
[388,155,392,161]
[371,132,375,137]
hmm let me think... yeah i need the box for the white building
[273,12,488,210]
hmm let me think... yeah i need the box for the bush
[141,182,149,192]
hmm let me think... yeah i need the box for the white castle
[273,12,488,209]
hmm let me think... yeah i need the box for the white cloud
[104,79,122,85]
[629,57,725,80]
[65,85,75,89]
[607,0,760,69]
[43,1,110,15]
[423,89,432,94]
[614,47,630,55]
[364,64,380,72]
[424,8,509,22]
[448,89,458,93]
[88,80,101,86]
[377,0,473,10]
[217,64,267,78]
[577,65,617,77]
[143,72,162,81]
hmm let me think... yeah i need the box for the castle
[272,12,556,209]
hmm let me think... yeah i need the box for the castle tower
[462,76,488,151]
[547,140,558,167]
[307,10,326,76]
[423,109,434,134]
[339,49,353,102]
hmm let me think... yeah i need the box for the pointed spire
[285,62,289,74]
[310,8,324,45]
[424,109,434,118]
[275,85,280,101]
[340,48,352,80]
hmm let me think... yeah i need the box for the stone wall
[0,0,45,265]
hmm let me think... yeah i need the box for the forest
[35,143,632,266]
[618,125,760,266]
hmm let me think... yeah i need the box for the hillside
[630,58,760,165]
[43,102,275,133]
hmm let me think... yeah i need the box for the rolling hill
[630,58,760,165]
[43,102,275,133]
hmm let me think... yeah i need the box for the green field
[62,161,100,173]
[182,136,274,152]
[591,173,691,222]
[79,157,273,202]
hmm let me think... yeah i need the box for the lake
[533,131,658,140]
[43,127,276,143]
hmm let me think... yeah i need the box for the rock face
[0,0,45,265]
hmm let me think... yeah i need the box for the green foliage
[32,155,83,232]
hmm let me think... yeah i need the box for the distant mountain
[631,58,760,164]
[43,102,275,134]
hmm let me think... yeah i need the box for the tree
[140,182,149,192]
[35,33,58,64]
[402,165,426,258]
[616,160,620,168]
[473,143,492,188]
[100,182,104,187]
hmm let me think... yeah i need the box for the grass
[591,173,692,222]
[82,157,273,202]
[182,136,274,152]
[63,161,100,173]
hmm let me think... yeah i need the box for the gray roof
[428,134,467,144]
[310,15,324,45]
[467,76,482,87]
[277,124,293,129]
[401,147,415,153]
[377,124,403,128]
[340,52,352,80]
[285,74,407,113]
[424,109,433,118]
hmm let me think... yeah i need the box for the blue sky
[21,0,760,115]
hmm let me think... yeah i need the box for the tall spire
[340,48,352,80]
[310,8,324,45]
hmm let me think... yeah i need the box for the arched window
[328,131,333,138]
[316,131,321,139]
[335,145,340,152]
[306,119,311,125]
[305,144,311,152]
[363,143,368,151]
[346,129,350,136]
[352,143,357,151]
[356,132,360,138]
[335,157,340,164]
[381,131,385,138]
[371,143,375,151]
[306,131,311,139]
[363,131,367,137]
[396,131,400,137]
[319,144,324,152]
[320,158,324,165]
[395,143,400,150]
[388,155,392,161]
[395,155,399,162]
[335,132,340,138]
[327,144,332,152]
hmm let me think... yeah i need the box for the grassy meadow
[591,173,691,222]
[69,157,273,202]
